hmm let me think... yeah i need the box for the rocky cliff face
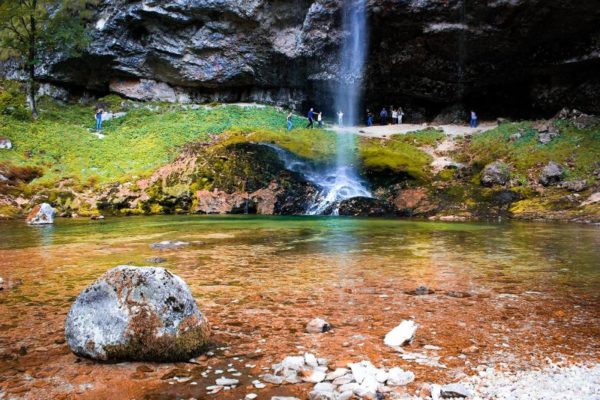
[20,0,600,118]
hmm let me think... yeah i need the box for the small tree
[0,0,97,119]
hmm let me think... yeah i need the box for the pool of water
[0,215,599,399]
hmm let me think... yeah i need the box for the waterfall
[259,143,371,215]
[308,0,371,215]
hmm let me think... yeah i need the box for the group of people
[294,106,406,130]
[366,106,405,126]
[290,107,479,130]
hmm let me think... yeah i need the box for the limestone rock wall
[9,0,600,118]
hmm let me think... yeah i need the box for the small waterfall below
[260,144,371,215]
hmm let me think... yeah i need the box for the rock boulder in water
[65,266,209,361]
[26,203,55,225]
[338,197,394,217]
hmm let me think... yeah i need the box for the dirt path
[331,122,497,138]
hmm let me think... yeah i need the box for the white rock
[440,383,471,398]
[215,377,239,386]
[333,374,354,386]
[252,380,266,389]
[325,368,349,381]
[424,345,442,350]
[337,391,354,400]
[384,320,418,347]
[313,382,335,392]
[387,367,415,386]
[271,397,300,400]
[338,382,359,393]
[349,361,379,384]
[431,384,442,400]
[306,317,331,333]
[305,352,319,368]
[354,376,378,398]
[245,394,258,400]
[262,374,284,385]
[375,369,389,383]
[282,356,306,371]
[308,391,335,400]
[284,370,302,384]
[302,369,327,383]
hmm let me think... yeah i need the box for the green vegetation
[358,134,434,181]
[0,95,314,186]
[457,121,600,180]
[220,127,336,163]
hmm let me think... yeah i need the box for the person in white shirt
[337,110,344,127]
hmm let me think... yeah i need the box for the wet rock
[0,137,12,149]
[26,203,55,225]
[0,277,22,291]
[149,240,189,250]
[440,383,471,398]
[581,192,600,206]
[445,291,472,298]
[559,180,588,192]
[539,161,564,186]
[90,215,105,220]
[65,265,210,361]
[338,197,394,217]
[384,320,418,347]
[306,318,331,333]
[262,374,285,385]
[194,189,251,214]
[215,377,239,386]
[393,188,432,216]
[415,285,432,295]
[481,161,510,186]
[145,257,167,264]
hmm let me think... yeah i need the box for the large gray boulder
[65,266,210,361]
[539,162,564,186]
[481,161,510,186]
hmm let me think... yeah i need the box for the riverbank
[1,89,599,222]
[0,216,599,399]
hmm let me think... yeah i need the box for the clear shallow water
[1,215,599,293]
[1,216,599,399]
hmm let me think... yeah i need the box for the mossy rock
[65,266,210,362]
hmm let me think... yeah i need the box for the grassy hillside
[0,91,319,186]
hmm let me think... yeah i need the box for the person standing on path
[287,111,293,130]
[95,107,104,131]
[337,110,344,128]
[470,110,478,128]
[398,107,404,124]
[317,111,323,128]
[392,108,398,124]
[380,108,388,125]
[306,108,314,129]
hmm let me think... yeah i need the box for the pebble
[252,380,266,389]
[262,374,284,385]
[215,377,239,386]
[245,394,258,400]
[306,317,331,333]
